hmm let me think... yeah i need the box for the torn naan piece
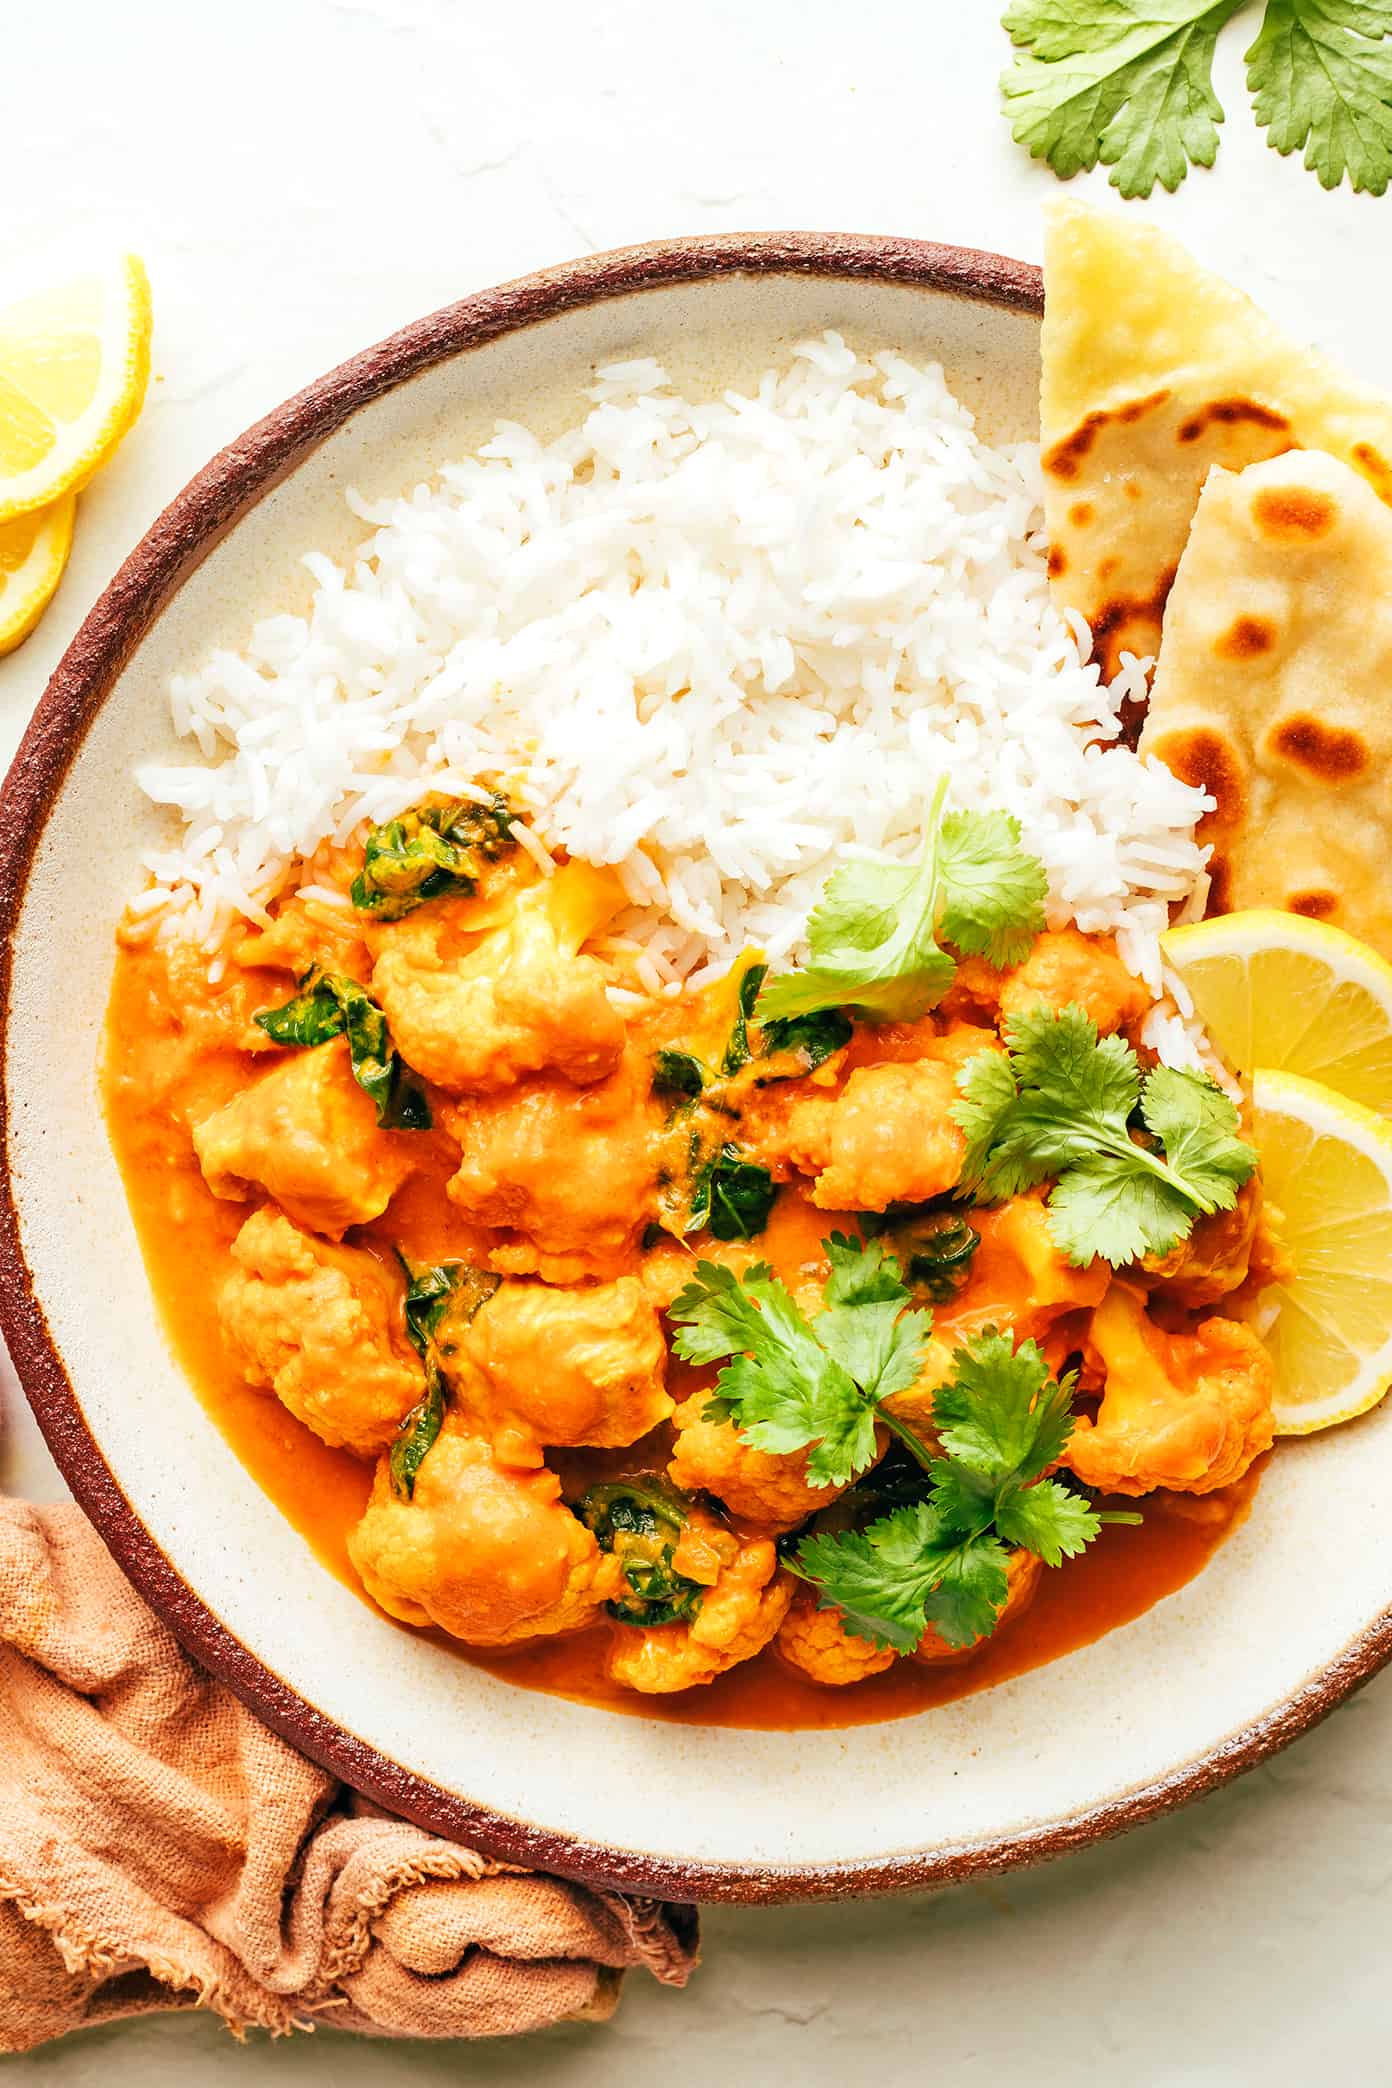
[1042,200,1392,680]
[1141,449,1392,957]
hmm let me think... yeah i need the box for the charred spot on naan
[1146,724,1248,837]
[1264,714,1371,781]
[1288,889,1340,921]
[1041,390,1172,483]
[1352,441,1392,504]
[1204,854,1234,917]
[1176,399,1290,445]
[1214,615,1278,660]
[1251,486,1338,542]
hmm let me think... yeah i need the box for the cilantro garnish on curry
[103,782,1279,1713]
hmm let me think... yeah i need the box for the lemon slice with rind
[0,257,151,523]
[0,496,76,655]
[1245,1068,1392,1434]
[1163,910,1392,1117]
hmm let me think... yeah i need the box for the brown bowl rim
[3,227,1387,1908]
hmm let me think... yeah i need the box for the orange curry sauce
[102,935,1259,1732]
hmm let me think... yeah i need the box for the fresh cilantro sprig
[954,1006,1258,1268]
[1247,0,1392,194]
[1002,0,1392,197]
[669,1235,931,1487]
[796,1332,1138,1652]
[755,779,1048,1027]
[669,1239,1134,1651]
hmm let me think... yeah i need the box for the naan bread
[1042,200,1392,679]
[1141,450,1392,956]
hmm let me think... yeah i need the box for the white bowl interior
[9,268,1389,1882]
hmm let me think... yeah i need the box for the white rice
[133,332,1212,997]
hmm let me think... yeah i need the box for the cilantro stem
[1092,1125,1222,1216]
[876,1407,940,1476]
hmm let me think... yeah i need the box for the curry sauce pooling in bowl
[102,795,1278,1725]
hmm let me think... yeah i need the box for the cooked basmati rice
[133,333,1212,995]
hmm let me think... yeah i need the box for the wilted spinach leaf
[759,1007,853,1072]
[351,793,517,921]
[388,1376,445,1501]
[651,1048,710,1100]
[579,1479,706,1627]
[720,963,769,1076]
[690,1144,776,1243]
[389,1257,501,1499]
[254,970,431,1130]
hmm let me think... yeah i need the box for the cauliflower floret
[233,893,370,983]
[192,1039,414,1237]
[1065,1283,1275,1497]
[774,1586,897,1685]
[348,1415,619,1646]
[939,954,1008,1026]
[605,1533,792,1693]
[784,1059,970,1212]
[1142,1179,1263,1308]
[666,1391,872,1531]
[445,1049,658,1270]
[931,1194,1111,1351]
[443,1275,671,1455]
[373,863,626,1094]
[913,1546,1041,1662]
[998,928,1149,1036]
[879,1334,957,1442]
[218,1206,423,1457]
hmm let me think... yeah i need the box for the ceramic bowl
[3,233,1389,1906]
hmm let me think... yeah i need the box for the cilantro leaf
[668,1259,888,1487]
[936,810,1051,968]
[1045,1151,1197,1266]
[954,1048,1025,1190]
[797,1506,1012,1653]
[922,1533,1017,1650]
[755,854,955,1025]
[953,1006,1257,1267]
[1247,0,1392,195]
[1139,1065,1259,1213]
[814,1234,934,1406]
[995,1476,1103,1565]
[756,782,1047,1027]
[933,1329,1075,1484]
[1001,0,1247,197]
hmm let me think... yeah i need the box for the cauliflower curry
[104,793,1276,1727]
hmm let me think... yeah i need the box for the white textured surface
[4,0,1392,2079]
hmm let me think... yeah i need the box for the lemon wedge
[0,257,151,523]
[1244,1068,1392,1433]
[1163,910,1392,1117]
[0,497,76,656]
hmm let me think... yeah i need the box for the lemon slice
[0,496,76,655]
[1163,910,1392,1117]
[0,257,151,523]
[1245,1068,1392,1433]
